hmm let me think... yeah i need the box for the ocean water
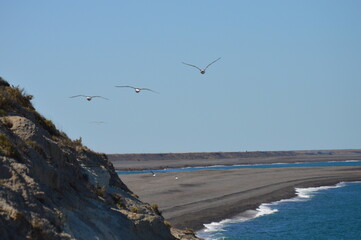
[117,160,361,174]
[196,182,361,240]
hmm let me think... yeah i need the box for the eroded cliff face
[0,79,200,240]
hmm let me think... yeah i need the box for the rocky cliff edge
[0,78,200,240]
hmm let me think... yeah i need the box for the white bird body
[70,95,109,101]
[182,57,221,74]
[115,86,159,94]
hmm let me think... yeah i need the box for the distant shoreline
[114,149,361,231]
[116,160,361,175]
[109,149,361,171]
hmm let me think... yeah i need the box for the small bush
[94,186,106,197]
[0,109,6,117]
[130,207,138,213]
[10,209,23,221]
[32,111,59,137]
[163,221,171,228]
[0,133,21,159]
[26,140,46,158]
[0,85,34,112]
[0,84,60,137]
[151,204,162,215]
[73,137,82,146]
[6,86,32,108]
[132,193,139,198]
[112,194,125,209]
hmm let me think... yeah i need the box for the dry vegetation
[0,82,33,111]
[25,140,46,158]
[94,186,106,197]
[0,133,20,159]
[112,193,125,209]
[0,77,88,152]
[163,221,172,228]
[151,204,162,215]
[0,77,62,137]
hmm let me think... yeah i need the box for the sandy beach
[119,165,361,231]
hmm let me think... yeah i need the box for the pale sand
[119,166,361,231]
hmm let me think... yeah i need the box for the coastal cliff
[0,78,200,240]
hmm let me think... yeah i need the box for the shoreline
[119,166,361,231]
[196,181,360,237]
[186,175,361,230]
[109,149,361,171]
[116,160,361,174]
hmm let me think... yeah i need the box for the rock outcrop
[0,78,200,240]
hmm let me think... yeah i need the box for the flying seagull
[151,171,156,177]
[115,86,159,94]
[91,121,106,125]
[70,95,109,101]
[182,57,221,74]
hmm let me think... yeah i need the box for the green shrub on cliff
[94,186,106,197]
[163,221,172,228]
[31,110,60,137]
[0,133,21,159]
[0,85,33,111]
[26,140,46,158]
[111,193,125,209]
[151,204,162,215]
[0,79,63,138]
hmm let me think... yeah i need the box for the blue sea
[196,181,361,240]
[118,161,361,239]
[117,160,361,175]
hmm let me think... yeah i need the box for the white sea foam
[202,220,229,232]
[254,204,278,217]
[295,182,346,199]
[198,204,279,236]
[197,182,349,238]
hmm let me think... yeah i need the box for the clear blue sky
[1,1,360,154]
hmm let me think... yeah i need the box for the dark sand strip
[119,166,361,231]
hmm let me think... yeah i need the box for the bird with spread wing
[182,57,221,74]
[115,86,159,94]
[69,95,109,101]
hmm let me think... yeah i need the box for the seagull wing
[91,121,105,124]
[115,85,136,89]
[140,88,159,94]
[70,95,87,98]
[182,62,202,71]
[204,57,221,70]
[92,96,109,100]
